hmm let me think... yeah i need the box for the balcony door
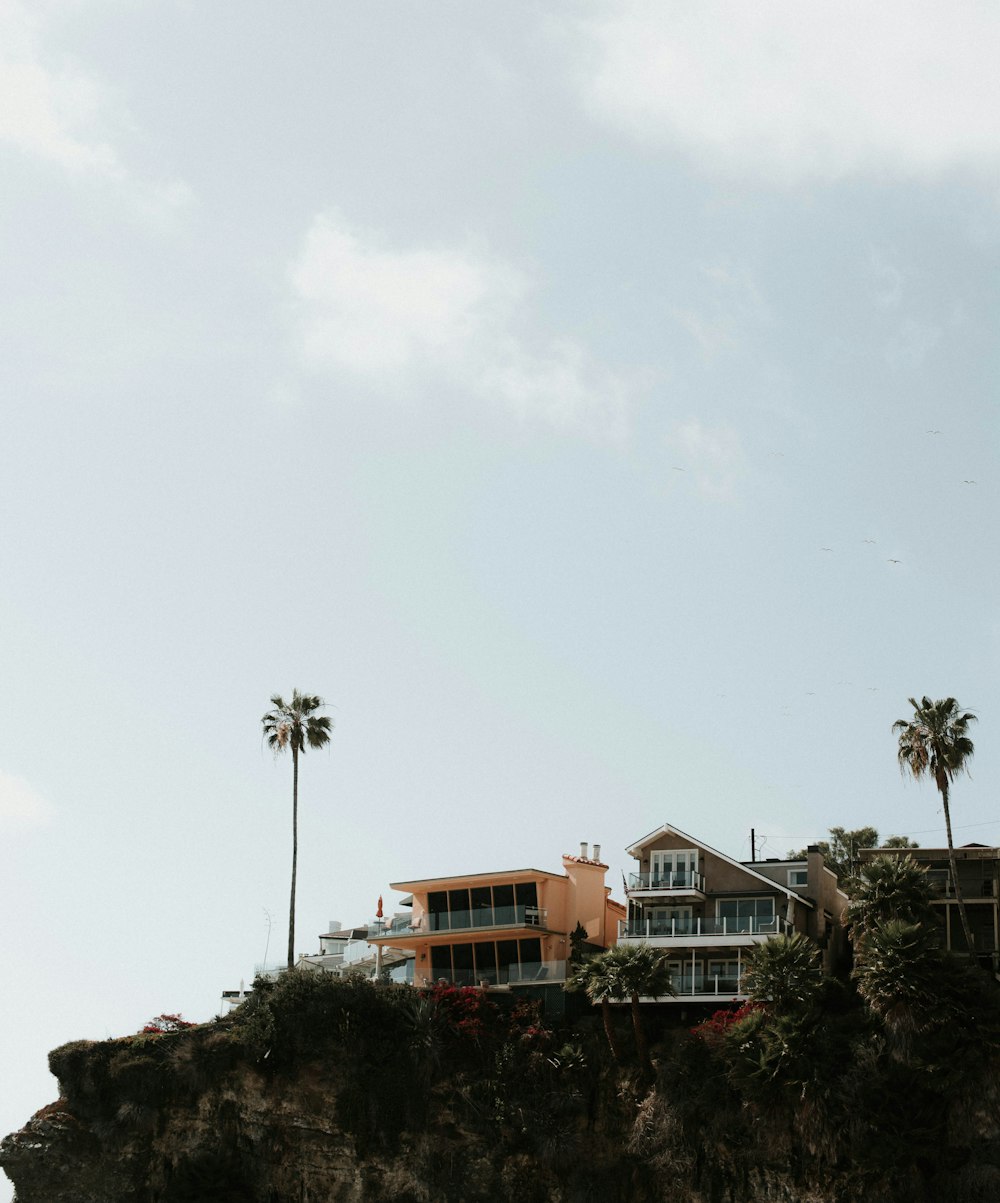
[650,849,698,887]
[648,905,692,935]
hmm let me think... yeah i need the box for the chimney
[580,841,589,859]
[593,844,602,862]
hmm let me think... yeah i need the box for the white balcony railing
[618,916,792,940]
[629,870,705,892]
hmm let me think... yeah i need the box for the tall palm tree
[262,690,332,968]
[603,943,674,1081]
[893,696,977,957]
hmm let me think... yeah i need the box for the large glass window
[429,937,545,984]
[716,898,776,932]
[474,943,498,983]
[707,959,742,992]
[427,882,542,931]
[496,940,519,970]
[648,906,692,935]
[452,943,474,984]
[493,884,515,923]
[428,892,448,930]
[650,849,698,886]
[470,886,493,926]
[448,889,471,930]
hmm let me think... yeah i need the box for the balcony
[617,915,792,946]
[629,870,706,898]
[926,870,997,900]
[416,959,566,989]
[369,905,549,940]
[669,972,743,999]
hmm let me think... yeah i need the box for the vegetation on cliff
[6,921,1000,1203]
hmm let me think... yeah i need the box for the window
[788,868,808,887]
[707,959,743,991]
[647,905,692,935]
[650,848,699,886]
[716,898,776,933]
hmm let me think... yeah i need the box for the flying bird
[888,558,901,564]
[926,430,941,435]
[821,547,833,552]
[671,466,685,472]
[963,480,976,484]
[863,538,876,544]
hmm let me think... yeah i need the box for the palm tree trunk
[941,780,976,959]
[601,999,624,1064]
[631,992,652,1080]
[287,745,298,969]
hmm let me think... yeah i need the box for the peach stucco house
[367,842,625,988]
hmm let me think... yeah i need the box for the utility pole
[751,828,756,861]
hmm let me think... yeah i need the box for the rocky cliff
[5,968,1000,1203]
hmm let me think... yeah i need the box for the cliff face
[2,1063,373,1203]
[1,977,656,1203]
[0,1037,649,1203]
[6,969,1000,1203]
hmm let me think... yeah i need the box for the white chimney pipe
[593,844,601,861]
[580,841,588,859]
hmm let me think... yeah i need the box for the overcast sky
[3,2,999,1183]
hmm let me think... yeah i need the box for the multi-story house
[367,842,624,990]
[220,918,415,1011]
[618,823,848,1004]
[296,921,415,983]
[858,842,1000,972]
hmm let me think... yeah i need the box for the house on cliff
[619,823,849,1004]
[858,842,1000,974]
[367,842,624,992]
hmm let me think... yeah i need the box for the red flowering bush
[690,1002,762,1042]
[141,1013,197,1035]
[428,983,496,1041]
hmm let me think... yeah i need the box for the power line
[764,819,1000,842]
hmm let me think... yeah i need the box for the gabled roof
[626,822,814,907]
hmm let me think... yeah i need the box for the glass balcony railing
[629,871,705,891]
[670,974,744,997]
[618,915,790,939]
[416,960,566,988]
[368,905,548,939]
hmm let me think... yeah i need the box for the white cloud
[568,2,1000,184]
[669,419,744,500]
[0,771,53,828]
[289,211,629,439]
[0,1,191,209]
[673,260,771,356]
[869,250,904,311]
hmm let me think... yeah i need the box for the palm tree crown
[846,854,936,944]
[262,690,332,969]
[893,696,976,957]
[893,696,975,797]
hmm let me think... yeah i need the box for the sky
[2,1,999,1187]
